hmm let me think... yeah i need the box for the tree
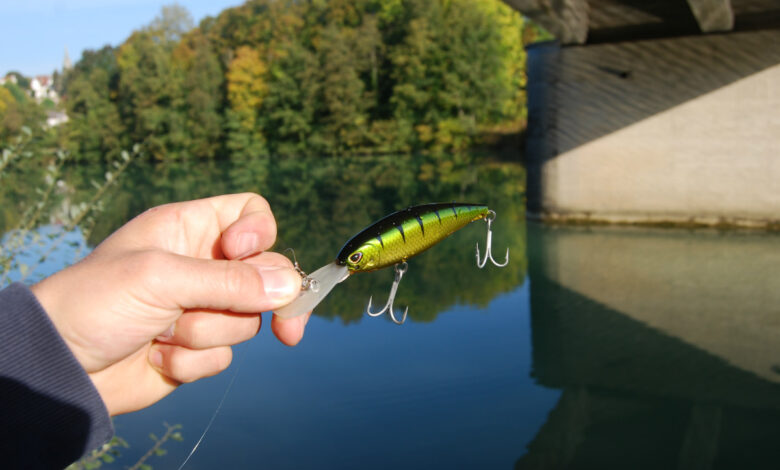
[0,86,24,141]
[175,31,225,158]
[61,0,529,160]
[388,0,520,154]
[225,45,268,158]
[145,3,194,44]
[116,30,186,160]
[0,83,45,142]
[63,46,124,162]
[257,40,320,156]
[5,72,30,90]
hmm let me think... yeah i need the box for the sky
[0,0,245,77]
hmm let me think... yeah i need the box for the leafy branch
[127,422,183,470]
[65,422,183,470]
[0,126,33,176]
[0,144,141,285]
[65,436,128,470]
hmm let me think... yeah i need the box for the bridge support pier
[525,30,780,227]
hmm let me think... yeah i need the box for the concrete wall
[525,29,780,226]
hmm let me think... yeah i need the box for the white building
[30,75,58,102]
[46,110,69,127]
[0,74,18,86]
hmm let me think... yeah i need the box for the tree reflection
[3,155,526,323]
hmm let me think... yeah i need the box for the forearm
[0,283,113,469]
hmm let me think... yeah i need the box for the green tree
[225,45,268,158]
[256,40,319,156]
[175,31,225,158]
[63,46,125,162]
[0,83,45,142]
[5,72,30,90]
[61,0,530,160]
[116,30,186,160]
[0,86,25,141]
[389,0,518,154]
[313,23,369,154]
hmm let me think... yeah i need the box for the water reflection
[521,223,780,469]
[2,156,534,468]
[0,225,89,284]
[7,155,780,467]
[13,155,526,324]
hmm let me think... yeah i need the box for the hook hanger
[366,262,409,324]
[283,248,320,292]
[476,210,509,268]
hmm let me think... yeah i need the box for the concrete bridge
[504,0,780,227]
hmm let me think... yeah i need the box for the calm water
[3,157,780,468]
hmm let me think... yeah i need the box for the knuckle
[126,249,168,283]
[223,260,262,296]
[175,349,231,383]
[141,202,185,227]
[263,212,278,242]
[214,347,233,372]
[235,316,262,344]
[222,260,257,296]
[264,251,295,269]
[246,192,271,212]
[177,370,199,384]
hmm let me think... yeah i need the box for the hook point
[365,263,409,324]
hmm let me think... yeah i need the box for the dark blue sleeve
[0,282,114,469]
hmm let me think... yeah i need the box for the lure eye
[349,252,363,264]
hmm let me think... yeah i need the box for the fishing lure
[275,202,508,324]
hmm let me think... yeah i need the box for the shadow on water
[519,223,780,469]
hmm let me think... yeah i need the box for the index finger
[210,193,278,259]
[102,193,276,259]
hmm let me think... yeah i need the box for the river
[2,155,780,468]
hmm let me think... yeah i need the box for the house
[30,75,58,102]
[0,74,18,86]
[46,110,69,128]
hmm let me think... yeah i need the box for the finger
[241,251,296,269]
[157,310,262,349]
[136,250,301,313]
[214,194,277,259]
[89,348,179,416]
[149,343,233,384]
[207,192,272,232]
[271,311,312,346]
[108,193,276,258]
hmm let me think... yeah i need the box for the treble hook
[476,210,509,268]
[366,262,409,325]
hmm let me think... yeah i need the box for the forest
[2,0,545,162]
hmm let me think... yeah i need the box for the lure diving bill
[274,202,508,324]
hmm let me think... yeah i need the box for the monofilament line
[176,347,245,470]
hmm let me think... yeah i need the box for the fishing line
[176,346,246,470]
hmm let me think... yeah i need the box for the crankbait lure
[275,202,508,324]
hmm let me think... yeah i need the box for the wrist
[31,275,94,372]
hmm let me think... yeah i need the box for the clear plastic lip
[273,262,350,319]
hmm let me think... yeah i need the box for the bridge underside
[506,0,780,45]
[511,0,780,227]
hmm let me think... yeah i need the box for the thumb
[148,252,302,314]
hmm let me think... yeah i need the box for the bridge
[504,0,780,227]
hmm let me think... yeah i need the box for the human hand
[31,193,308,415]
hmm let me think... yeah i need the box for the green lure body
[337,202,489,273]
[275,201,506,322]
